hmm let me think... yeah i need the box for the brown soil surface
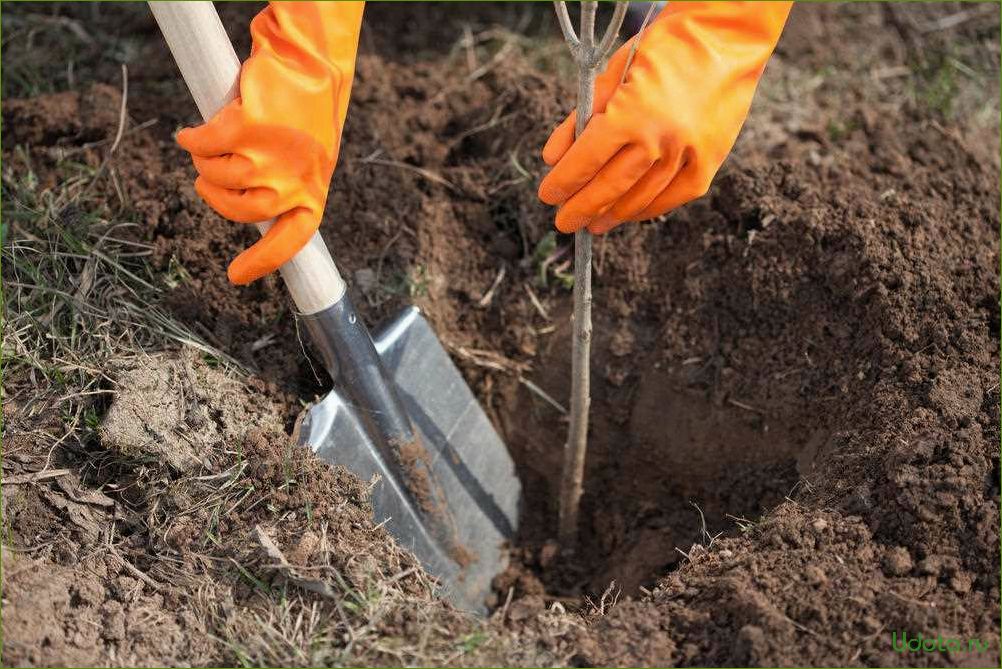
[2,2,999,667]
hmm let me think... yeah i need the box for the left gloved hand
[538,2,792,235]
[177,1,364,285]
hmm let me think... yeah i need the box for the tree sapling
[552,0,627,548]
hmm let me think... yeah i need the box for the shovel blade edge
[298,306,521,614]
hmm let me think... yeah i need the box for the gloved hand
[539,2,792,234]
[177,2,364,284]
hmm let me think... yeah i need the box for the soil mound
[4,352,474,666]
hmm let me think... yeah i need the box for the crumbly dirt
[98,354,280,472]
[2,2,999,667]
[394,437,445,517]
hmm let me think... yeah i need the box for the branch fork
[554,1,627,70]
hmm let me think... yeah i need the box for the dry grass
[87,354,488,667]
[0,109,240,447]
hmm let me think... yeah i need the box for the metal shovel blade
[297,306,521,613]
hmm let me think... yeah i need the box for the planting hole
[497,312,826,597]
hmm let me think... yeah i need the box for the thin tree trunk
[558,64,596,547]
[554,0,626,548]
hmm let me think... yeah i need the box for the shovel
[150,1,520,614]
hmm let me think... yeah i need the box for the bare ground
[2,3,999,667]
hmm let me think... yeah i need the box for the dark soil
[2,2,999,667]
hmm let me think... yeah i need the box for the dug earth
[1,3,998,667]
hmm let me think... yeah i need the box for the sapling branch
[596,3,629,60]
[554,1,627,548]
[579,2,596,51]
[554,1,579,46]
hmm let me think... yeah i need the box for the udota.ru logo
[891,631,991,654]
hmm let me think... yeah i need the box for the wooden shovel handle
[149,1,346,315]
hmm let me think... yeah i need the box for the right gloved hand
[538,2,791,235]
[177,1,364,285]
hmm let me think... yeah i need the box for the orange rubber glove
[539,2,792,234]
[177,2,364,284]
